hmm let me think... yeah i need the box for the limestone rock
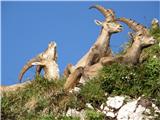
[117,100,138,120]
[66,108,80,117]
[106,111,115,118]
[86,103,94,109]
[66,108,86,120]
[106,96,125,109]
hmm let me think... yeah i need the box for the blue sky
[1,1,159,85]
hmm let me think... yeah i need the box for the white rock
[102,110,107,115]
[106,96,125,109]
[145,115,155,120]
[103,106,110,112]
[106,111,115,118]
[129,105,146,120]
[69,87,81,93]
[105,93,108,96]
[152,103,160,113]
[66,108,80,117]
[100,103,104,110]
[74,87,81,93]
[117,100,138,120]
[152,103,156,108]
[86,103,94,109]
[79,77,86,85]
[79,110,86,120]
[115,112,118,116]
[145,109,151,114]
[66,108,87,120]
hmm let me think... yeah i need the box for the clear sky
[1,1,159,85]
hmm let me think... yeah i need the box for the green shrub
[79,78,106,107]
[85,109,105,120]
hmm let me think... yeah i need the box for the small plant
[85,109,105,120]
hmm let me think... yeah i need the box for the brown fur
[63,5,122,77]
[64,18,156,90]
[64,67,84,91]
[19,41,59,82]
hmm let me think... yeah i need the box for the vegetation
[85,109,105,120]
[1,76,74,120]
[1,25,160,120]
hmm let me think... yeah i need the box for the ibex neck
[124,41,142,64]
[42,48,55,60]
[95,28,110,47]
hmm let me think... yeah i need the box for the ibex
[101,17,156,65]
[86,17,156,78]
[64,18,156,90]
[18,41,59,82]
[64,5,123,77]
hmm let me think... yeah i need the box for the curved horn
[18,57,41,82]
[116,17,148,33]
[90,5,115,21]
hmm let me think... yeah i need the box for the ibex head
[41,41,58,61]
[19,41,58,82]
[48,41,57,50]
[117,18,156,47]
[90,5,123,33]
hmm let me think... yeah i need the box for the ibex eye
[139,34,143,36]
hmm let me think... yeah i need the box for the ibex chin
[19,41,59,82]
[64,5,123,78]
[64,17,156,91]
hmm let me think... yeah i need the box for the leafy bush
[79,78,106,108]
[98,59,160,100]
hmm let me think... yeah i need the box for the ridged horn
[89,5,115,21]
[18,57,41,82]
[116,17,148,33]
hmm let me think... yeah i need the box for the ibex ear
[94,19,103,26]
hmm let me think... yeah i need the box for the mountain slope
[1,24,160,120]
